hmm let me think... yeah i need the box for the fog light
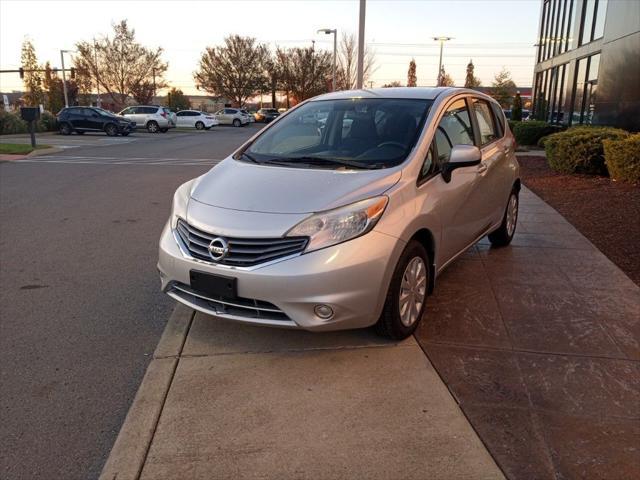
[314,304,334,319]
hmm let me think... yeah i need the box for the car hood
[190,158,401,214]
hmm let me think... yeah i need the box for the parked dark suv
[56,107,136,136]
[255,108,280,123]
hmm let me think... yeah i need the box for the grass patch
[0,143,51,155]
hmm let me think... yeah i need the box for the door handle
[477,162,488,174]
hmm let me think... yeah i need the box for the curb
[28,146,65,157]
[99,305,194,480]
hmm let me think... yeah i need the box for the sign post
[20,107,40,149]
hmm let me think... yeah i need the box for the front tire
[59,123,72,135]
[488,189,519,247]
[375,240,429,340]
[104,124,118,136]
[195,121,204,130]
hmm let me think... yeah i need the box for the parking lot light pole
[433,37,452,86]
[357,0,366,89]
[317,28,337,91]
[60,50,75,108]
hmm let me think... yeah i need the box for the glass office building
[533,0,639,130]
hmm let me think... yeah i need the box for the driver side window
[435,99,474,164]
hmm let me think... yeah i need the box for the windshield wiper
[236,151,261,164]
[262,156,378,170]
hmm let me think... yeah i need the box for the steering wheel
[377,141,405,149]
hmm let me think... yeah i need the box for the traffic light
[19,67,24,79]
[70,67,75,79]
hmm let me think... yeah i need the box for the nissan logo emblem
[208,237,229,261]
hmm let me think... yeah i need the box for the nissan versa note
[158,87,520,339]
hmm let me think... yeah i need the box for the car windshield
[242,98,432,170]
[95,107,114,116]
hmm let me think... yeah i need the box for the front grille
[176,218,307,267]
[169,282,294,324]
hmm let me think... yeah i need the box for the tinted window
[472,99,499,145]
[435,99,474,164]
[225,109,236,114]
[491,102,505,136]
[244,98,432,170]
[67,108,82,115]
[176,111,185,117]
[120,107,133,115]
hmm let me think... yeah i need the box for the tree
[382,81,402,88]
[42,62,78,112]
[439,66,455,87]
[75,20,168,110]
[166,88,191,111]
[21,39,44,106]
[491,68,517,108]
[512,92,523,121]
[464,59,481,88]
[263,53,282,108]
[335,32,376,90]
[407,59,417,87]
[130,81,156,104]
[277,46,332,104]
[194,35,268,107]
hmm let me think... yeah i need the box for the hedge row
[508,120,563,146]
[544,126,630,176]
[603,133,640,183]
[0,110,57,135]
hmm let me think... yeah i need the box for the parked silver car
[214,108,250,127]
[158,88,519,339]
[118,105,176,133]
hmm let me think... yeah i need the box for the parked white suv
[176,110,219,130]
[214,108,250,127]
[118,106,176,133]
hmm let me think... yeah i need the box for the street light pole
[357,0,366,89]
[433,37,452,86]
[317,28,337,91]
[60,50,69,108]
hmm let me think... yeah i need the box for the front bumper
[118,123,136,133]
[158,221,405,331]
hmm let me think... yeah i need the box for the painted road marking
[15,155,223,166]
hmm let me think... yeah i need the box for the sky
[0,0,541,95]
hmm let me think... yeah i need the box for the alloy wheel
[399,256,427,327]
[506,193,518,237]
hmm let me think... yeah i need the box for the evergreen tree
[440,66,455,86]
[407,59,417,87]
[464,59,481,88]
[512,92,523,121]
[491,68,517,108]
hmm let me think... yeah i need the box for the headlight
[286,196,388,253]
[169,178,197,228]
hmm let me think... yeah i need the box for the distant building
[532,0,640,130]
[474,87,532,107]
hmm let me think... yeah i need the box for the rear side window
[471,99,499,145]
[435,99,474,164]
[225,109,236,114]
[490,103,506,136]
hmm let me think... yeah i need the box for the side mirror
[442,145,481,182]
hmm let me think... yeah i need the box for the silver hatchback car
[158,88,519,339]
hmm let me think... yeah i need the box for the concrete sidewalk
[100,306,504,480]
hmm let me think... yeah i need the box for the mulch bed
[517,155,640,286]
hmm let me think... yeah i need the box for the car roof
[312,87,495,103]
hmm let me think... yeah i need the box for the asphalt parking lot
[0,125,263,480]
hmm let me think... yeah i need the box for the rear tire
[147,121,159,133]
[195,121,204,130]
[488,189,519,247]
[375,240,430,340]
[104,124,118,137]
[233,119,241,127]
[59,123,72,135]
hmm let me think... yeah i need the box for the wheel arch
[514,178,521,192]
[409,228,436,294]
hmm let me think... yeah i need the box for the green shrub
[509,120,559,146]
[0,110,58,134]
[544,126,630,175]
[603,133,640,182]
[0,110,28,134]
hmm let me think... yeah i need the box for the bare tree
[336,33,376,90]
[194,35,268,107]
[75,20,168,109]
[277,47,332,104]
[382,81,402,88]
[407,59,417,87]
